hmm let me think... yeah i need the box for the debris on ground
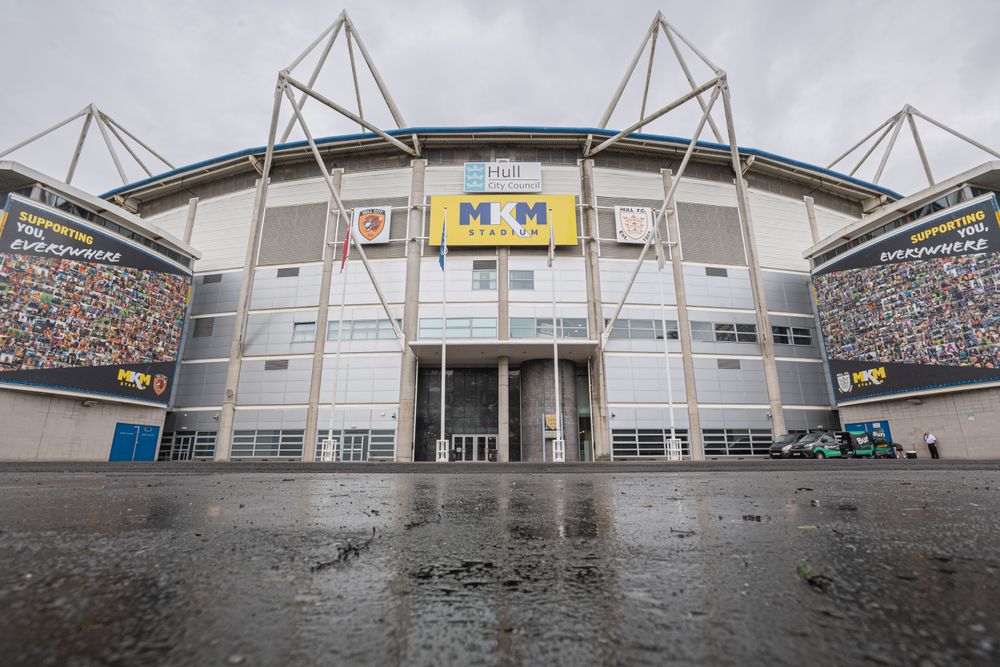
[311,527,377,571]
[796,487,814,492]
[742,515,762,522]
[796,563,834,593]
[838,503,858,512]
[670,527,696,538]
[810,499,820,507]
[404,513,442,530]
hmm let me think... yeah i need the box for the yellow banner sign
[429,195,577,246]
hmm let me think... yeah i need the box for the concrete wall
[839,386,1000,459]
[0,388,165,461]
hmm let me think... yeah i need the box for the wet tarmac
[0,461,997,666]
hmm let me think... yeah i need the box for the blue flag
[438,214,447,270]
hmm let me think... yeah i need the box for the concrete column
[520,359,579,462]
[215,177,265,461]
[803,196,821,244]
[498,356,510,462]
[182,197,199,245]
[497,246,510,458]
[579,159,611,460]
[722,86,786,436]
[661,169,704,459]
[395,159,427,462]
[303,169,345,461]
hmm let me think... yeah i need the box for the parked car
[768,433,807,458]
[788,430,875,459]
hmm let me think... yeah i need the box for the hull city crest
[353,206,391,244]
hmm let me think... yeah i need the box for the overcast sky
[3,0,999,196]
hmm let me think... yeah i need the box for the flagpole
[549,207,562,462]
[653,216,677,459]
[326,207,352,461]
[439,209,448,460]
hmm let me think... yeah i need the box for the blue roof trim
[100,126,903,200]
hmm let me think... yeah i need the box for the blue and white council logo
[464,163,486,192]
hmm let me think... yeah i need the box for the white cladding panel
[424,166,464,195]
[332,258,407,306]
[541,166,581,195]
[341,168,412,200]
[507,256,587,304]
[151,189,255,272]
[747,190,814,272]
[593,168,664,199]
[812,205,859,240]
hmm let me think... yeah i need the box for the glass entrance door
[341,434,369,462]
[452,435,497,462]
[172,435,193,461]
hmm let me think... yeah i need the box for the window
[691,321,757,343]
[327,319,400,341]
[604,319,678,341]
[276,267,300,278]
[510,270,535,290]
[791,327,813,346]
[472,260,497,290]
[705,267,728,278]
[419,317,497,339]
[202,274,222,284]
[292,322,316,342]
[612,428,689,459]
[232,429,304,459]
[509,318,589,339]
[702,428,773,456]
[772,325,812,346]
[193,317,214,338]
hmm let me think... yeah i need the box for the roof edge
[99,125,904,201]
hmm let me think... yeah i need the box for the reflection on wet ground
[0,467,997,665]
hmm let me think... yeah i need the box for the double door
[452,434,496,462]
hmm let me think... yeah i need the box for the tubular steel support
[65,112,94,184]
[281,83,405,343]
[659,20,724,143]
[873,110,907,184]
[906,111,935,186]
[279,17,345,143]
[600,83,722,342]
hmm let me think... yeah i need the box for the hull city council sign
[463,162,542,193]
[429,195,577,247]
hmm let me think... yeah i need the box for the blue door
[109,423,161,461]
[134,425,160,461]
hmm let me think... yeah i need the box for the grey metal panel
[191,271,242,315]
[167,410,221,432]
[693,357,767,405]
[676,202,747,266]
[697,407,771,429]
[777,361,832,406]
[783,409,837,431]
[184,314,234,360]
[683,265,754,309]
[233,408,308,430]
[238,358,312,405]
[174,362,227,407]
[604,355,687,403]
[258,202,327,266]
[762,270,813,314]
[244,311,319,357]
[319,354,402,404]
[608,407,690,430]
[250,265,323,310]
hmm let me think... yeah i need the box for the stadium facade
[807,161,1000,459]
[89,127,902,462]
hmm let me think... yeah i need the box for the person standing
[923,432,940,459]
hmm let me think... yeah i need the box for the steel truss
[215,10,411,458]
[0,103,174,186]
[593,11,788,438]
[828,104,1000,187]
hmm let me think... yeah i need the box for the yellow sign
[544,414,558,430]
[429,195,577,246]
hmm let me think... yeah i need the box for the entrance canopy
[408,339,598,366]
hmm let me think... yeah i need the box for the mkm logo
[459,201,547,238]
[118,369,151,391]
[851,366,887,387]
[430,195,577,247]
